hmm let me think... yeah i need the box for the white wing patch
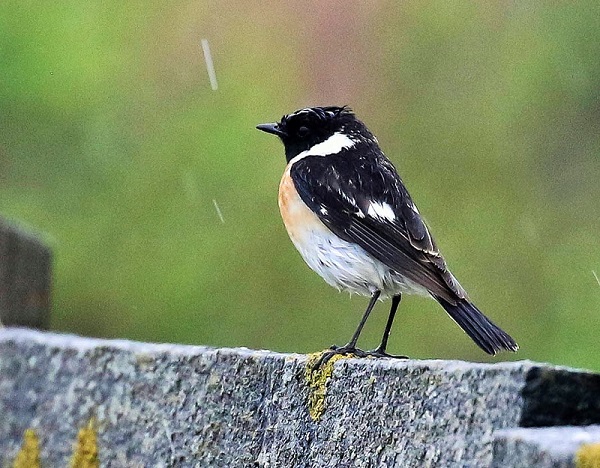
[367,201,396,222]
[289,132,355,165]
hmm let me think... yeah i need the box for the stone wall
[1,328,599,467]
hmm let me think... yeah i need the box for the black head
[257,106,367,161]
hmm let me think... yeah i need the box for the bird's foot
[364,346,409,360]
[312,344,367,370]
[310,345,409,370]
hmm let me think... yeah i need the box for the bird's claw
[311,345,409,370]
[364,347,409,360]
[312,344,366,369]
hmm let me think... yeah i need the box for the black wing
[290,151,466,303]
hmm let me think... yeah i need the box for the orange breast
[278,165,329,244]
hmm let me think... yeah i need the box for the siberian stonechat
[257,106,518,362]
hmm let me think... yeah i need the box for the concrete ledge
[493,426,600,468]
[1,328,600,466]
[0,219,51,329]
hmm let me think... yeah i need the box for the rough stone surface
[1,329,600,467]
[493,425,600,468]
[0,219,51,329]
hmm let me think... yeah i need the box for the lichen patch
[576,442,600,468]
[13,429,41,468]
[70,419,99,468]
[304,351,354,421]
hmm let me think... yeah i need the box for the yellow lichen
[70,419,99,468]
[576,442,600,468]
[13,429,41,468]
[305,351,354,421]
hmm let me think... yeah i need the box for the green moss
[13,429,41,468]
[576,442,600,468]
[70,419,99,468]
[304,351,354,421]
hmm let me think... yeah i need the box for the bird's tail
[436,297,518,355]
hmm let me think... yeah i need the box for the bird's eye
[297,126,309,138]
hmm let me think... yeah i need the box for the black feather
[435,297,519,355]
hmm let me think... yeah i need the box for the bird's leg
[367,294,408,359]
[314,290,381,368]
[341,289,381,350]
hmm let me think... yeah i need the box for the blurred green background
[1,1,599,370]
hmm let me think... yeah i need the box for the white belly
[278,168,429,299]
[290,223,400,297]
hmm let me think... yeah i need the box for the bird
[256,106,518,364]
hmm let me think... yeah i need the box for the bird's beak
[256,122,287,137]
